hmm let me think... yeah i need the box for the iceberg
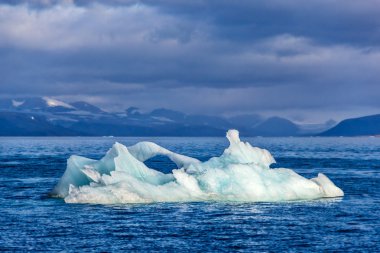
[52,129,344,204]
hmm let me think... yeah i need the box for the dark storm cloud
[126,0,378,50]
[0,0,379,121]
[5,0,380,46]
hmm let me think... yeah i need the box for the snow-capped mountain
[0,97,105,114]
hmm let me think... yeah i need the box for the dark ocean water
[0,136,379,252]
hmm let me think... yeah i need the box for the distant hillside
[0,112,79,136]
[319,114,380,136]
[249,117,300,137]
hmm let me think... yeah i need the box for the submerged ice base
[52,130,344,204]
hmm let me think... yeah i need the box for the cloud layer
[1,0,379,121]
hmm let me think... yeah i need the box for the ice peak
[226,129,240,144]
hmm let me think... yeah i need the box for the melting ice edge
[52,130,344,204]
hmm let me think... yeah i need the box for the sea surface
[0,136,379,252]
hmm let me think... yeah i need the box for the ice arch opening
[127,141,200,169]
[144,155,180,174]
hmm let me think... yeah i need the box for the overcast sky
[1,0,379,122]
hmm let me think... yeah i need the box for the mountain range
[0,97,377,137]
